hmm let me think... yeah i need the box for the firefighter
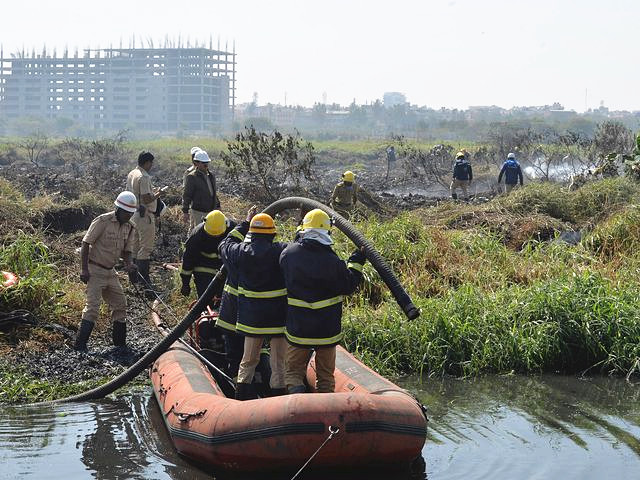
[182,149,220,231]
[280,209,366,394]
[498,152,524,193]
[182,146,201,187]
[74,191,138,351]
[179,210,236,349]
[126,151,164,294]
[219,208,289,400]
[330,170,359,218]
[450,151,473,200]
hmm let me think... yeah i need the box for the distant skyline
[2,0,638,112]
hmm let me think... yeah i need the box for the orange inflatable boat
[150,310,427,472]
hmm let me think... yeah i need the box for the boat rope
[132,274,236,389]
[290,425,340,480]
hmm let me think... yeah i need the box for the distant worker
[74,191,138,351]
[330,170,359,218]
[182,149,220,231]
[498,152,524,193]
[385,146,397,183]
[126,151,165,294]
[450,151,473,200]
[219,208,289,400]
[279,209,366,394]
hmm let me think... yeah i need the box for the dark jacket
[219,222,288,337]
[180,220,237,279]
[182,169,220,213]
[279,239,365,348]
[498,159,524,185]
[216,224,246,332]
[453,159,473,181]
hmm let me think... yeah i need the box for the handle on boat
[263,197,420,320]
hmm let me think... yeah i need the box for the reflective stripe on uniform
[230,229,245,241]
[284,328,343,346]
[347,262,364,272]
[287,295,343,310]
[200,251,219,259]
[193,266,217,274]
[223,284,239,296]
[238,286,287,298]
[236,322,285,335]
[180,268,193,276]
[215,318,237,332]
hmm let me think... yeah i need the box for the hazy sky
[2,0,637,112]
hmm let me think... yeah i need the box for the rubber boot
[451,193,457,200]
[112,321,126,347]
[128,259,138,284]
[269,388,287,397]
[137,259,156,299]
[235,382,257,401]
[74,320,94,352]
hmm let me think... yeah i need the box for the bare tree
[16,131,49,167]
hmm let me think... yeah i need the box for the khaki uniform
[237,336,287,389]
[330,182,358,218]
[81,212,135,325]
[450,179,469,198]
[126,166,157,260]
[285,344,337,393]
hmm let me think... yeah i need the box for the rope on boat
[290,425,340,480]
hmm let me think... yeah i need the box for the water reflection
[404,374,640,479]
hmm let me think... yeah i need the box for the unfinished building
[0,44,236,132]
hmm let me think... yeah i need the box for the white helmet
[507,152,516,159]
[193,150,211,163]
[190,146,202,156]
[114,191,137,213]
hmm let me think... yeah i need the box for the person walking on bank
[219,208,289,400]
[330,170,359,219]
[498,152,524,194]
[74,191,138,351]
[450,151,473,201]
[182,150,220,231]
[280,209,366,394]
[126,151,164,294]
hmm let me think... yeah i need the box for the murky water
[1,375,638,479]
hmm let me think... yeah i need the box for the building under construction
[0,44,235,132]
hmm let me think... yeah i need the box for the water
[1,375,639,479]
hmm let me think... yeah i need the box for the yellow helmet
[249,213,276,234]
[301,209,331,231]
[342,170,355,182]
[204,210,228,236]
[456,151,465,159]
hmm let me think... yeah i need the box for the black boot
[235,382,257,401]
[269,388,287,397]
[112,321,126,347]
[74,320,94,352]
[451,193,458,200]
[137,259,156,299]
[128,258,139,284]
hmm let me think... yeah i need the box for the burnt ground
[0,151,498,394]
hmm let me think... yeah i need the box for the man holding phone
[126,151,164,294]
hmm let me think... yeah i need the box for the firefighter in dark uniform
[179,210,236,349]
[219,208,289,400]
[279,209,366,394]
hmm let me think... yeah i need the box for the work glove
[348,247,367,267]
[180,275,191,297]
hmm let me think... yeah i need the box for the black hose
[32,267,228,405]
[263,197,420,320]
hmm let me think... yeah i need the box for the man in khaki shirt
[74,191,138,351]
[126,151,163,293]
[330,170,359,219]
